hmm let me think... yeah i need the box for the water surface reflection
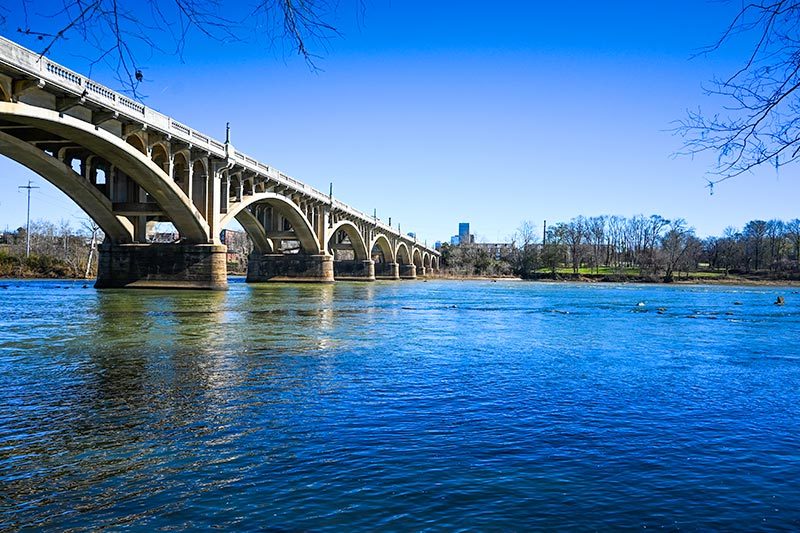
[1,280,799,529]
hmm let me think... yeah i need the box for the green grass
[536,266,640,276]
[534,266,728,278]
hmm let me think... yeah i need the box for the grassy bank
[429,269,800,285]
[0,251,88,279]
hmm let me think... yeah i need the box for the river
[1,279,799,530]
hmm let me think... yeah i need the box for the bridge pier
[399,264,417,279]
[96,243,228,290]
[246,253,335,283]
[333,260,376,281]
[375,262,400,280]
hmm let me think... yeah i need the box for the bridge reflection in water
[0,36,439,289]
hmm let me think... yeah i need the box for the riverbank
[0,253,87,279]
[3,270,798,287]
[427,272,800,286]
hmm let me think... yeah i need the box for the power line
[18,180,40,257]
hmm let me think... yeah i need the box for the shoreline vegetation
[3,215,800,287]
[439,215,800,285]
[2,268,798,287]
[429,271,800,286]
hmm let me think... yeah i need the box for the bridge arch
[329,220,368,260]
[173,151,189,193]
[125,134,146,155]
[423,252,432,270]
[232,209,273,254]
[412,247,423,269]
[0,102,209,242]
[151,144,169,174]
[396,242,412,266]
[371,234,395,264]
[0,130,133,241]
[220,192,321,255]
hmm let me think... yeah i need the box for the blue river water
[1,278,799,530]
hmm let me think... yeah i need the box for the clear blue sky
[0,1,796,243]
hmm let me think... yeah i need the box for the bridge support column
[96,243,228,290]
[399,264,417,279]
[247,253,334,283]
[375,262,400,280]
[333,259,375,281]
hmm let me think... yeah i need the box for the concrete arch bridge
[0,37,438,289]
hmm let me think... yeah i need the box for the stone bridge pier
[374,261,400,280]
[96,243,228,289]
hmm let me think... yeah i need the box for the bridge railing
[0,36,229,160]
[0,36,437,255]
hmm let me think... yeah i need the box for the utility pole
[18,180,39,258]
[543,219,547,247]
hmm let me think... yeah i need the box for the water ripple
[1,280,799,530]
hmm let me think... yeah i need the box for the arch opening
[0,129,133,243]
[173,152,188,193]
[412,248,423,268]
[328,221,368,261]
[396,242,411,265]
[371,234,395,264]
[126,134,146,155]
[0,103,210,242]
[151,144,169,174]
[219,193,320,255]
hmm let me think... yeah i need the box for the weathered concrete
[96,243,228,290]
[333,259,375,281]
[247,253,334,282]
[375,262,400,280]
[399,264,417,279]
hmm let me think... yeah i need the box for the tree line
[439,215,800,282]
[0,219,102,278]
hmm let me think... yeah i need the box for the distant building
[220,229,253,272]
[407,232,416,239]
[473,242,514,260]
[459,222,470,244]
[148,231,179,243]
[447,223,476,246]
[434,241,442,250]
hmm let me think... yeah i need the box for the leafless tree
[585,215,606,273]
[787,218,800,261]
[677,1,800,188]
[561,216,586,274]
[81,218,103,278]
[660,219,694,282]
[511,220,540,277]
[7,0,349,98]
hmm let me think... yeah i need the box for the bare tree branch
[4,0,346,98]
[677,1,800,184]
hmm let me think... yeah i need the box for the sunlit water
[1,278,799,530]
